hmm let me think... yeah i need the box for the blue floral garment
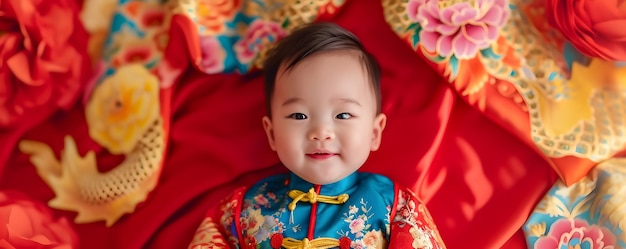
[188,172,447,249]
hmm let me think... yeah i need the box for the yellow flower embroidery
[86,63,160,154]
[528,222,546,237]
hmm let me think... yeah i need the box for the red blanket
[0,0,565,248]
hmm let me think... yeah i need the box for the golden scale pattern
[80,118,165,205]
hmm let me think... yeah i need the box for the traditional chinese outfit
[189,172,446,249]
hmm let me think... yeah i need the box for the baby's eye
[335,113,352,119]
[288,113,307,120]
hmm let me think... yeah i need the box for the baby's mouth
[306,152,337,160]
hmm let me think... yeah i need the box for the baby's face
[262,50,386,185]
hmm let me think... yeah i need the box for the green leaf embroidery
[282,18,290,29]
[406,23,418,32]
[411,24,422,49]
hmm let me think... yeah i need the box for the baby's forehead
[276,61,376,103]
[279,49,363,70]
[277,50,373,82]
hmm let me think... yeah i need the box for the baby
[188,22,446,249]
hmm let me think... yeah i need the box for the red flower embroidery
[0,0,91,127]
[244,235,256,249]
[270,233,283,248]
[339,236,352,249]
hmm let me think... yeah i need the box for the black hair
[262,22,382,117]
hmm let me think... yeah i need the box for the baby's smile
[306,150,338,160]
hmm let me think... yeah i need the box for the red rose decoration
[546,0,626,61]
[0,0,91,127]
[0,191,79,248]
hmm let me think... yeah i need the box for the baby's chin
[298,171,355,185]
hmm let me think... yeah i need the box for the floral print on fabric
[389,189,445,249]
[173,0,346,74]
[382,0,626,185]
[341,200,389,248]
[194,0,242,35]
[233,19,288,67]
[188,188,244,249]
[397,0,511,95]
[85,0,170,155]
[80,0,118,65]
[99,0,172,78]
[239,183,289,247]
[199,36,227,74]
[187,173,448,248]
[533,219,616,249]
[219,188,246,247]
[239,194,389,248]
[407,0,509,60]
[524,158,626,248]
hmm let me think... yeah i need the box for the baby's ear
[371,113,387,151]
[262,116,277,151]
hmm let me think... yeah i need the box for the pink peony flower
[407,0,510,59]
[234,19,287,64]
[253,194,269,206]
[0,191,79,248]
[349,218,365,234]
[199,36,225,74]
[535,219,616,249]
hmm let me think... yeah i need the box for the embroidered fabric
[188,173,446,249]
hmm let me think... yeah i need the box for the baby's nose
[307,125,335,140]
